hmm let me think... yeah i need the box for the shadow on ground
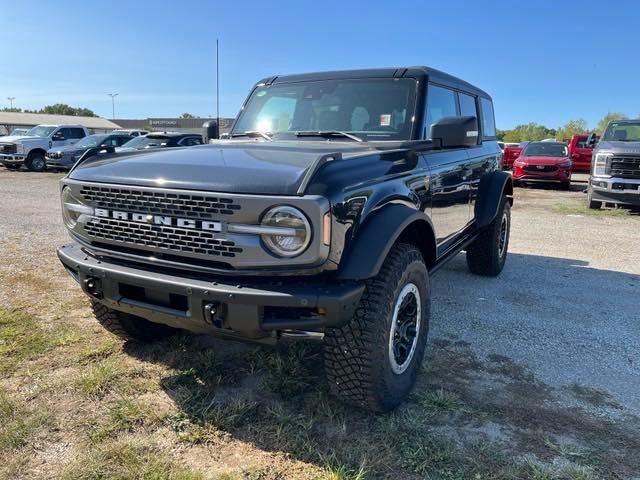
[121,252,640,479]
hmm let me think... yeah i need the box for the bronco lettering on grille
[93,208,222,232]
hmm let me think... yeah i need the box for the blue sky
[1,0,638,129]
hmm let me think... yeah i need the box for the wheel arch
[475,171,513,228]
[27,148,47,158]
[336,204,436,280]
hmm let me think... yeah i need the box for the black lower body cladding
[57,243,364,342]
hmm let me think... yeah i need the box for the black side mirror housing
[431,116,479,149]
[203,120,219,143]
[586,133,597,148]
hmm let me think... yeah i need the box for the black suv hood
[68,141,379,195]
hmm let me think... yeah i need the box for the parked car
[46,133,134,170]
[586,119,640,209]
[566,133,597,173]
[512,141,572,189]
[112,129,149,137]
[57,66,512,411]
[502,142,526,169]
[10,128,30,136]
[115,132,203,152]
[0,124,89,171]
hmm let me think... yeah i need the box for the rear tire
[91,300,177,342]
[25,153,46,172]
[466,197,511,277]
[324,243,430,412]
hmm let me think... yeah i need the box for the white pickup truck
[0,124,89,171]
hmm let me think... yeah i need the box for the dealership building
[114,117,235,134]
[0,111,121,136]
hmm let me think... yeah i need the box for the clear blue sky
[1,0,638,129]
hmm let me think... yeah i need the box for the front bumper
[45,156,73,169]
[513,167,571,184]
[57,242,364,342]
[0,153,25,165]
[590,177,640,207]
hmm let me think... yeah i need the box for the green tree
[596,112,627,134]
[556,118,588,141]
[501,123,555,143]
[180,112,197,119]
[39,103,97,117]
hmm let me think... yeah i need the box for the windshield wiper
[230,131,272,141]
[295,130,364,142]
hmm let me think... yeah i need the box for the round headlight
[260,206,311,257]
[61,187,93,229]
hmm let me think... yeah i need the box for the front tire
[587,190,602,210]
[324,243,430,412]
[25,153,46,172]
[91,300,177,342]
[466,197,511,276]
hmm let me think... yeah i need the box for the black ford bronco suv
[57,67,512,411]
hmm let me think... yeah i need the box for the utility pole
[106,93,119,119]
[216,39,220,129]
[7,97,15,109]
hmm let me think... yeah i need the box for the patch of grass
[75,358,123,397]
[262,343,320,397]
[414,388,465,412]
[320,463,367,480]
[553,202,632,217]
[61,439,206,480]
[0,387,51,452]
[11,271,55,290]
[0,306,79,374]
[90,398,161,441]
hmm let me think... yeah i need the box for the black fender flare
[337,203,436,280]
[474,171,513,228]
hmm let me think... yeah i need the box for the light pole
[7,97,15,109]
[106,93,119,119]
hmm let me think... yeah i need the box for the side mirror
[53,133,65,141]
[586,133,597,148]
[203,120,219,142]
[431,116,478,149]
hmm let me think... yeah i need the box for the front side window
[480,97,496,139]
[602,121,640,142]
[423,85,457,139]
[232,78,417,141]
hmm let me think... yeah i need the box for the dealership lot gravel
[0,171,638,413]
[1,170,639,478]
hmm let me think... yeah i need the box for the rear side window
[424,85,457,139]
[458,93,477,118]
[479,97,496,139]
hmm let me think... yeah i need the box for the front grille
[524,164,557,172]
[0,143,17,154]
[609,156,640,179]
[80,185,242,219]
[84,217,243,257]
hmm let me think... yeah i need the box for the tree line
[497,112,635,143]
[1,104,97,117]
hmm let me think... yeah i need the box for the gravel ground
[1,169,639,416]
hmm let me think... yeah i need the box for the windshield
[523,142,568,157]
[10,129,29,136]
[120,135,168,149]
[26,126,56,137]
[602,121,640,142]
[74,135,108,148]
[232,78,417,141]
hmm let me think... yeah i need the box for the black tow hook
[84,277,103,299]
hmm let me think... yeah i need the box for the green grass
[75,358,124,397]
[61,440,206,480]
[553,202,633,217]
[414,388,466,412]
[0,387,51,452]
[0,306,79,374]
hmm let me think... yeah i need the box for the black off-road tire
[466,197,511,277]
[25,153,46,172]
[586,190,602,210]
[91,300,177,342]
[324,243,430,412]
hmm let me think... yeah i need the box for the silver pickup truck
[0,124,89,171]
[587,119,640,209]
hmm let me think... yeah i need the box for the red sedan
[512,141,572,190]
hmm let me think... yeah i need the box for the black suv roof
[257,66,490,99]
